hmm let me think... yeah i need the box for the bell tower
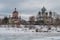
[41,6,46,13]
[41,6,46,17]
[12,8,18,18]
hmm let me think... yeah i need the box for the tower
[49,11,53,24]
[41,6,46,13]
[38,11,41,16]
[41,6,46,17]
[49,11,52,17]
[12,8,18,18]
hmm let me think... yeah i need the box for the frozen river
[0,32,60,40]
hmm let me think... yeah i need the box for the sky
[0,0,60,20]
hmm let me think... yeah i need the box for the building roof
[41,6,46,12]
[13,8,18,13]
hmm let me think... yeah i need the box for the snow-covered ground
[0,32,60,40]
[0,25,60,40]
[0,25,60,33]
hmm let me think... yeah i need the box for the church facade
[9,8,21,24]
[35,7,54,25]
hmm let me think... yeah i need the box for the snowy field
[0,32,60,40]
[0,25,60,40]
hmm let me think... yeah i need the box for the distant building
[55,18,60,25]
[9,8,21,24]
[36,7,53,25]
[8,8,27,25]
[29,16,35,25]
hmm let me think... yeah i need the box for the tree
[3,16,9,24]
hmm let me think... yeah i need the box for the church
[8,8,27,25]
[9,8,21,24]
[36,7,54,25]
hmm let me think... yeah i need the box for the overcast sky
[0,0,60,20]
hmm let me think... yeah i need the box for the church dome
[13,8,18,13]
[38,11,41,15]
[41,6,46,12]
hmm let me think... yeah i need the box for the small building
[29,16,35,25]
